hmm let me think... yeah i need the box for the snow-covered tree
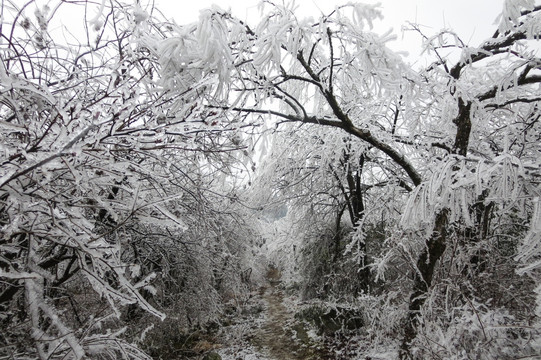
[153,0,541,358]
[0,1,257,358]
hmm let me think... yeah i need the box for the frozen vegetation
[2,0,541,359]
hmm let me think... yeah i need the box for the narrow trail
[216,268,340,360]
[251,270,329,360]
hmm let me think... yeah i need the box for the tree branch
[450,31,528,79]
[478,74,541,101]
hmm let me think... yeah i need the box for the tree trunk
[345,154,370,290]
[333,204,347,262]
[399,209,450,359]
[400,97,472,358]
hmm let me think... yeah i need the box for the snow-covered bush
[0,1,258,358]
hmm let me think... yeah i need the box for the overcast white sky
[154,0,506,63]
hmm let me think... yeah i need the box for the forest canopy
[1,0,541,359]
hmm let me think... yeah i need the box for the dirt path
[251,271,328,360]
[216,268,336,360]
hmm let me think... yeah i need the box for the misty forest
[2,0,541,359]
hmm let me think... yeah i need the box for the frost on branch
[497,0,537,34]
[153,1,408,124]
[516,198,541,273]
[401,153,526,234]
[0,1,256,358]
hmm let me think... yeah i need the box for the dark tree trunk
[344,153,370,289]
[400,97,472,359]
[333,204,347,262]
[399,209,450,359]
[452,99,472,156]
[345,153,365,226]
